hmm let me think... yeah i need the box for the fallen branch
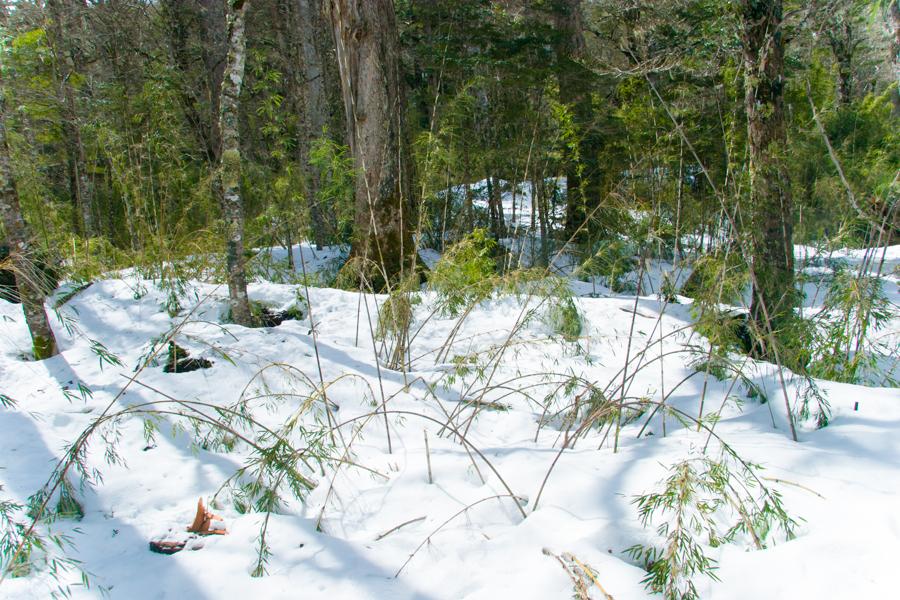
[376,515,427,541]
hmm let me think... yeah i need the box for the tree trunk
[554,0,601,240]
[742,0,795,343]
[826,16,855,107]
[328,0,414,289]
[217,0,253,326]
[294,0,330,249]
[487,175,505,239]
[46,0,94,238]
[889,0,900,116]
[536,176,549,267]
[0,102,59,360]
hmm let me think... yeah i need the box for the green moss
[220,148,242,189]
[31,334,55,360]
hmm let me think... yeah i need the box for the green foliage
[60,237,128,284]
[575,240,638,293]
[53,479,84,521]
[627,454,795,600]
[627,460,721,600]
[517,274,586,343]
[429,228,498,316]
[308,135,355,245]
[377,289,416,341]
[772,313,818,374]
[660,271,679,303]
[688,350,766,406]
[809,266,896,385]
[89,340,123,371]
[546,295,583,342]
[0,487,33,578]
[285,291,309,322]
[692,309,752,355]
[791,76,900,245]
[332,256,370,291]
[2,476,88,590]
[377,274,421,370]
[681,253,749,306]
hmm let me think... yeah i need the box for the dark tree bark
[486,175,506,240]
[553,0,602,240]
[0,101,59,360]
[46,0,95,237]
[328,0,414,288]
[742,0,795,340]
[826,13,857,107]
[217,0,253,326]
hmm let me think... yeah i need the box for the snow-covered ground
[0,243,898,599]
[450,178,567,231]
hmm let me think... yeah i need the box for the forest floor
[0,242,898,599]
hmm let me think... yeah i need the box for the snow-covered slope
[0,247,897,599]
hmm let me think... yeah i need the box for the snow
[461,177,567,231]
[0,243,898,599]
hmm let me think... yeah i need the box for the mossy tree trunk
[826,12,857,108]
[0,100,59,360]
[742,0,795,345]
[217,0,252,326]
[329,0,414,289]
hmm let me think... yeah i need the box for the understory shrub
[429,228,498,316]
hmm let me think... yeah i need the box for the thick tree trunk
[217,0,253,326]
[294,0,330,249]
[328,0,414,288]
[46,0,94,238]
[553,0,602,240]
[0,103,59,360]
[742,0,795,342]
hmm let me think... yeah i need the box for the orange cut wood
[187,498,228,535]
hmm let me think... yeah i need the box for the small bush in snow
[429,228,498,316]
[575,239,637,292]
[627,453,795,600]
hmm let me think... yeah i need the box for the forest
[0,0,898,598]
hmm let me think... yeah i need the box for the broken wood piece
[375,515,426,541]
[148,530,205,555]
[543,548,615,600]
[163,342,213,373]
[618,307,654,319]
[149,540,186,555]
[187,498,228,535]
